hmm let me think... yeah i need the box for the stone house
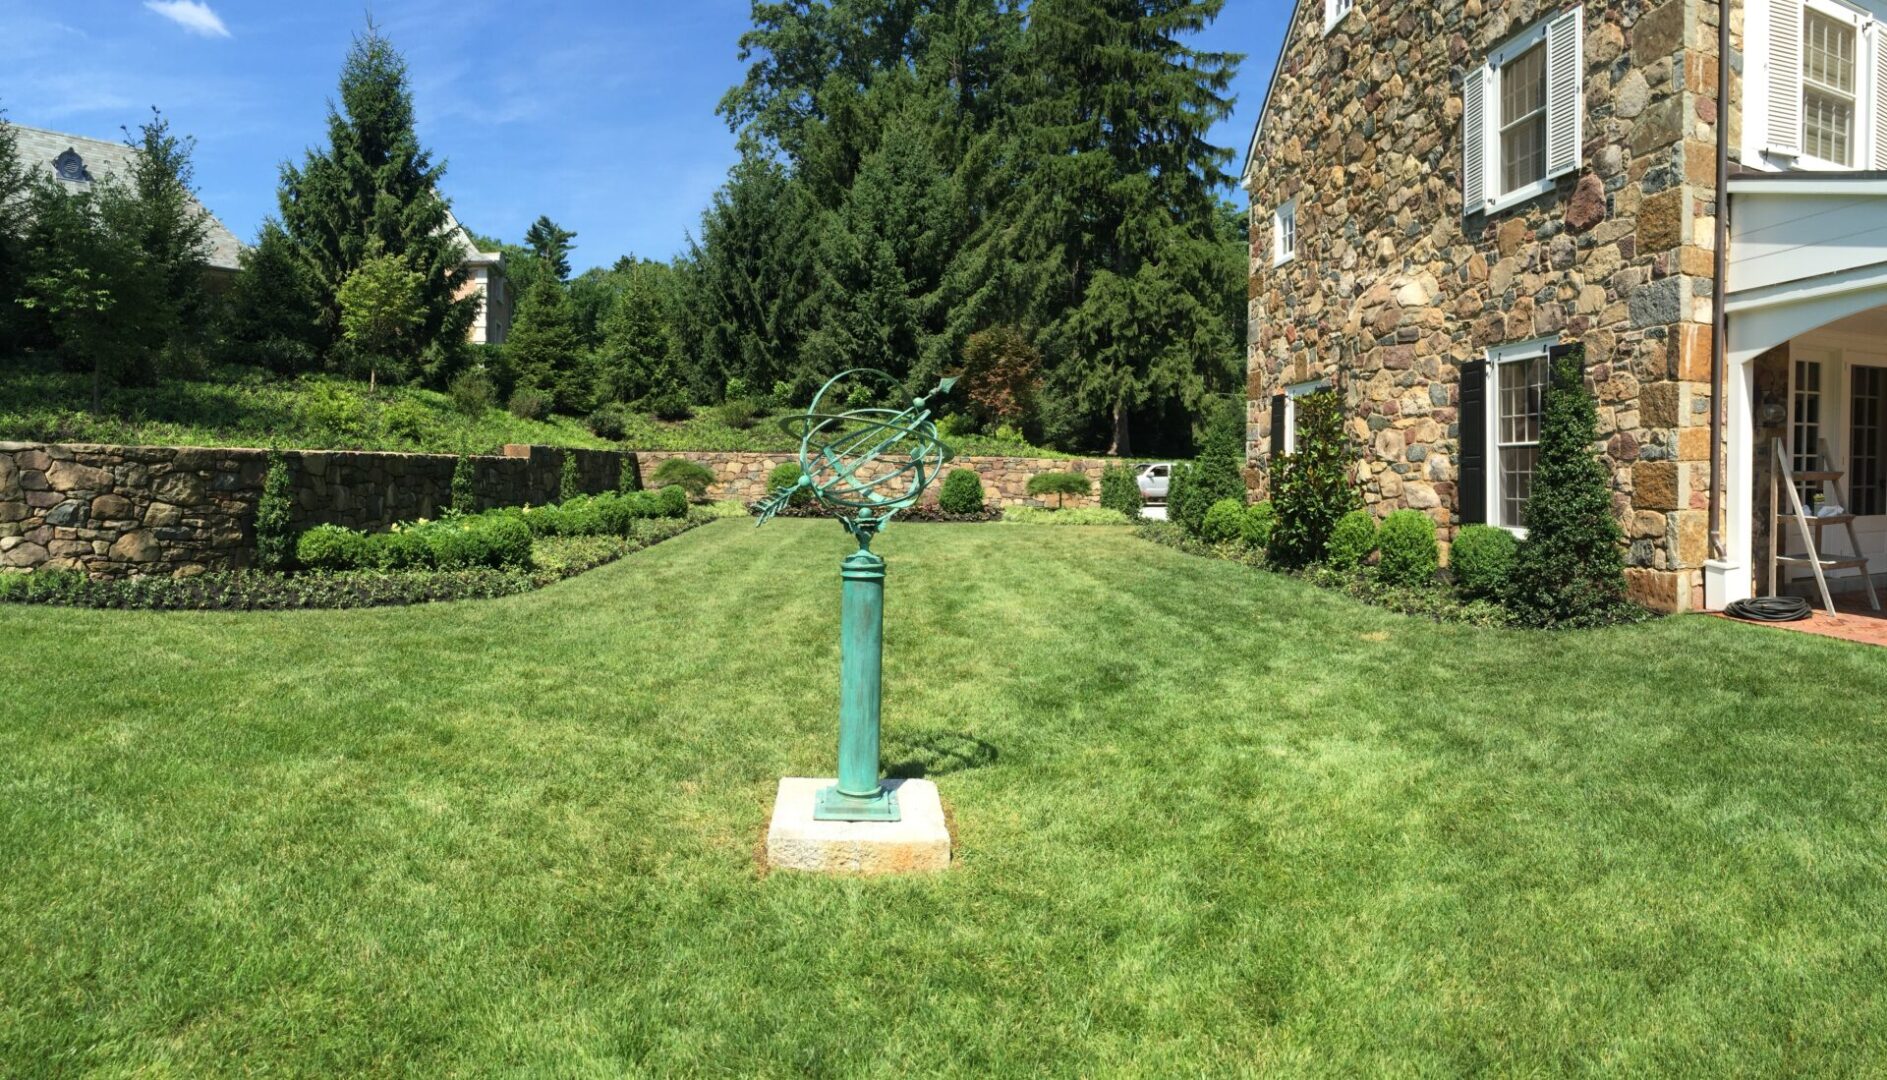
[444,207,513,345]
[1245,0,1887,613]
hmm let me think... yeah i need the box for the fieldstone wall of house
[634,451,1108,509]
[0,442,637,576]
[1245,0,1721,612]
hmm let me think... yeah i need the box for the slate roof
[10,123,245,272]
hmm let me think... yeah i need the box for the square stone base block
[766,777,951,874]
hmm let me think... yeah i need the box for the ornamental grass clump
[1325,509,1378,571]
[1451,524,1518,600]
[937,468,986,514]
[652,457,715,499]
[1505,348,1635,627]
[1269,389,1361,567]
[1375,510,1439,588]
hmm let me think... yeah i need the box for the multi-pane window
[1326,0,1354,30]
[1495,353,1549,529]
[1498,42,1549,194]
[1852,367,1886,516]
[1794,359,1824,502]
[1803,10,1857,165]
[1274,200,1297,266]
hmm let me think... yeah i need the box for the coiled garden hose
[1725,597,1813,622]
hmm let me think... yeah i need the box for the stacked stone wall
[634,451,1111,509]
[1246,0,1722,611]
[0,442,637,576]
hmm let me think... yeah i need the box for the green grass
[0,363,1085,459]
[1,522,1883,1074]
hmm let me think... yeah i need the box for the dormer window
[53,149,88,183]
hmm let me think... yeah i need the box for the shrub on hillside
[1269,389,1361,567]
[1375,510,1439,588]
[767,460,811,507]
[1506,348,1635,627]
[938,468,987,514]
[1027,471,1091,509]
[1099,463,1143,517]
[587,405,628,441]
[652,457,715,499]
[711,398,760,430]
[1451,524,1518,600]
[1242,500,1277,549]
[255,452,295,571]
[449,370,496,417]
[1200,498,1248,544]
[1325,509,1378,571]
[507,387,549,422]
[296,524,374,572]
[646,387,693,421]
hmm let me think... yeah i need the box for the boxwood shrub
[296,524,374,571]
[1242,500,1277,549]
[1375,510,1439,587]
[1200,498,1248,544]
[938,468,987,514]
[1099,464,1143,517]
[767,460,811,507]
[1325,509,1378,571]
[1451,523,1519,600]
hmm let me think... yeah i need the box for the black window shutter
[1269,394,1287,461]
[1457,361,1487,525]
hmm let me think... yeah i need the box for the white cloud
[142,1,231,39]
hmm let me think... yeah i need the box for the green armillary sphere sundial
[753,369,957,822]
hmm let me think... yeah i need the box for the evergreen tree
[278,20,478,368]
[1506,349,1633,627]
[676,154,820,400]
[597,258,684,406]
[220,221,324,373]
[120,108,212,370]
[1018,0,1241,455]
[803,113,968,388]
[508,275,589,413]
[0,110,34,356]
[523,215,577,281]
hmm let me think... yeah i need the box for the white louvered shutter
[1873,24,1887,169]
[1463,66,1489,216]
[1544,6,1584,178]
[1768,0,1803,156]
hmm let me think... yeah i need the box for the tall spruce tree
[507,275,589,413]
[220,220,324,373]
[597,258,684,406]
[523,215,577,281]
[278,21,477,370]
[0,110,32,356]
[121,108,212,369]
[1018,0,1241,455]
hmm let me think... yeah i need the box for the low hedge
[518,485,688,538]
[1,518,703,611]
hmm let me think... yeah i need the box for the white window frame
[1799,0,1868,170]
[1273,200,1297,266]
[1483,20,1557,214]
[1486,336,1560,537]
[1324,0,1354,34]
[1281,378,1330,455]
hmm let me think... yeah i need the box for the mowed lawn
[2,520,1884,1075]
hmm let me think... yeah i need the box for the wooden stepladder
[1770,437,1882,616]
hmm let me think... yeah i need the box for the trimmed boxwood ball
[1200,497,1248,544]
[296,524,373,571]
[1375,510,1439,587]
[938,468,987,514]
[1325,509,1378,571]
[1242,500,1277,549]
[767,460,811,507]
[1451,523,1518,599]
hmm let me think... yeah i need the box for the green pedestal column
[813,536,901,822]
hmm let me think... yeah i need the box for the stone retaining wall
[0,442,637,577]
[633,450,1110,509]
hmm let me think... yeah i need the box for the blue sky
[0,0,1285,274]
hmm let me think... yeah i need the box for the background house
[13,123,244,280]
[443,208,511,345]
